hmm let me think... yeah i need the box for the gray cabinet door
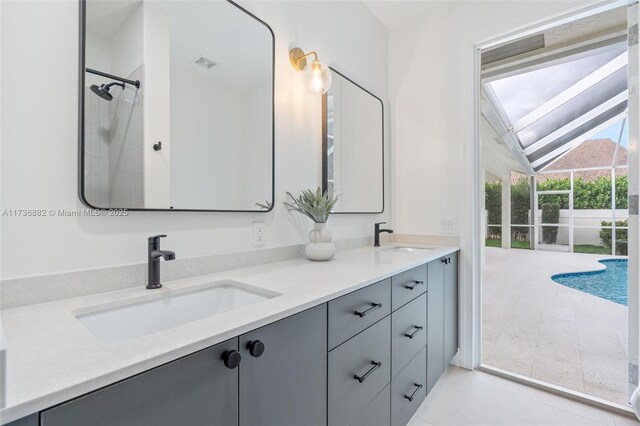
[427,258,445,394]
[444,252,459,365]
[4,414,38,426]
[239,304,327,426]
[41,338,239,426]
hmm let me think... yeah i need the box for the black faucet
[147,235,175,289]
[374,222,393,247]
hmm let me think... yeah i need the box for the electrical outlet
[440,217,457,234]
[253,222,265,247]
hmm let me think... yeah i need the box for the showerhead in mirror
[90,81,125,101]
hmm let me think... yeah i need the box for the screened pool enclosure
[482,33,629,255]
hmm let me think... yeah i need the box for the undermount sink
[383,245,432,253]
[75,280,280,343]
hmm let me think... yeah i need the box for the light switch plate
[439,217,457,234]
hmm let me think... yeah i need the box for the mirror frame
[78,0,275,212]
[322,67,385,214]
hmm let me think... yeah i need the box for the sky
[590,119,628,147]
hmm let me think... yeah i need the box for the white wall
[141,2,171,208]
[170,67,248,209]
[332,72,384,212]
[85,33,111,87]
[242,84,272,208]
[0,0,389,279]
[109,3,143,79]
[390,0,587,238]
[540,208,628,246]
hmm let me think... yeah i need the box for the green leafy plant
[600,219,628,255]
[284,187,340,223]
[487,175,629,217]
[541,203,560,244]
[511,177,532,243]
[485,173,630,250]
[485,181,502,239]
[255,200,273,210]
[535,175,628,209]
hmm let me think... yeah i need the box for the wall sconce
[289,47,332,95]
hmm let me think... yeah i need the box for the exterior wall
[537,209,628,246]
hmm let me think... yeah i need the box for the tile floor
[482,248,628,404]
[409,367,639,425]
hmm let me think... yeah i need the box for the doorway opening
[478,5,635,408]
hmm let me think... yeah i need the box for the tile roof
[537,139,627,182]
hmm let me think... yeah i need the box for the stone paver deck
[482,248,628,404]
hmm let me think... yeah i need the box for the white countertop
[0,244,458,424]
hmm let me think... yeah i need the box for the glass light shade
[304,60,332,95]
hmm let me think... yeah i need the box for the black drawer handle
[354,361,382,383]
[404,325,424,339]
[404,280,424,290]
[441,257,451,264]
[354,303,382,317]
[404,383,423,401]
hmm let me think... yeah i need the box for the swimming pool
[551,259,628,305]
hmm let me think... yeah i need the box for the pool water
[552,259,628,305]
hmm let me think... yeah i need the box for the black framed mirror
[79,0,274,212]
[322,67,384,214]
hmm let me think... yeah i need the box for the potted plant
[285,187,340,261]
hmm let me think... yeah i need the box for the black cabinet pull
[404,383,423,401]
[222,350,241,369]
[404,325,424,339]
[354,361,382,383]
[247,340,265,358]
[404,280,424,290]
[354,303,382,317]
[441,257,447,264]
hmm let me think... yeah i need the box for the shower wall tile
[108,65,144,208]
[83,65,144,208]
[83,90,110,207]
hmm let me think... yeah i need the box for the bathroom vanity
[0,246,458,426]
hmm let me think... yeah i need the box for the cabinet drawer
[392,293,427,377]
[391,347,427,426]
[349,384,390,426]
[391,264,427,311]
[328,278,391,349]
[328,316,391,426]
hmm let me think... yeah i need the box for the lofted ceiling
[85,0,271,91]
[361,0,432,30]
[481,6,627,173]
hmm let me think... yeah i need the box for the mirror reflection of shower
[87,68,141,101]
[84,66,145,209]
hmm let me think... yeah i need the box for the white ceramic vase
[305,222,336,261]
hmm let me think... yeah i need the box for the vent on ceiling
[193,56,217,69]
[482,33,545,65]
